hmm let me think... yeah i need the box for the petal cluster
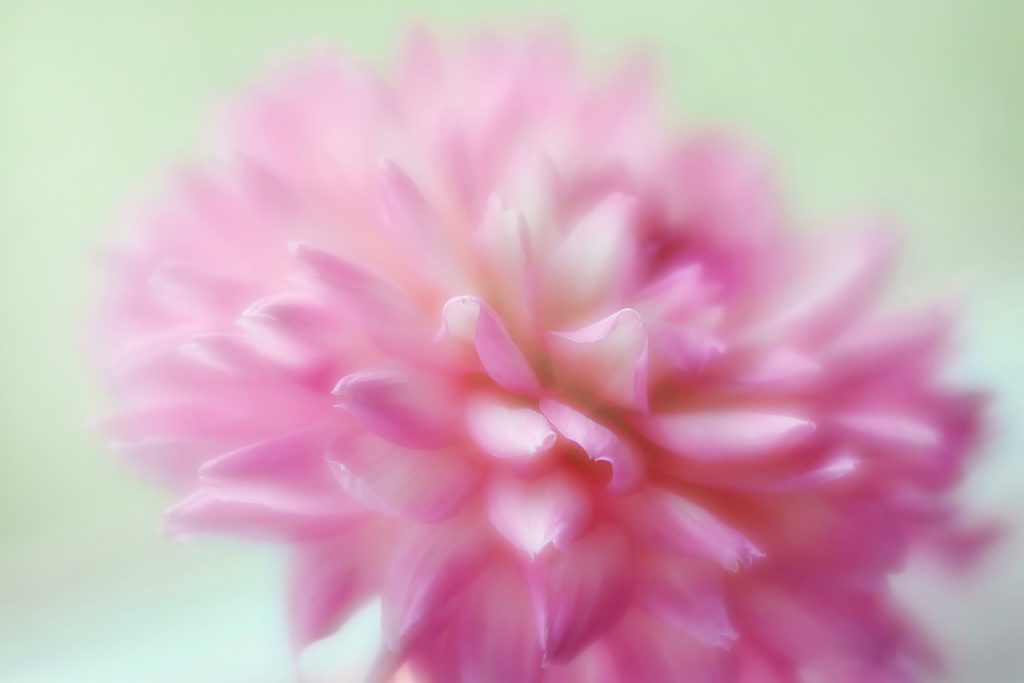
[97,28,989,683]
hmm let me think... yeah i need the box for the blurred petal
[466,394,556,462]
[649,410,815,461]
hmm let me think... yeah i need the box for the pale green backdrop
[1,2,1022,681]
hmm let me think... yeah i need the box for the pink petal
[466,394,556,462]
[459,566,542,683]
[440,296,541,395]
[624,489,762,570]
[549,308,649,412]
[332,369,459,448]
[487,473,591,557]
[327,432,479,522]
[832,412,941,452]
[542,193,636,315]
[635,557,736,647]
[649,410,815,461]
[539,398,644,491]
[530,526,633,664]
[199,429,334,495]
[287,526,386,651]
[382,521,489,651]
[163,488,364,542]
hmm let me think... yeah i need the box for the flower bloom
[97,28,990,682]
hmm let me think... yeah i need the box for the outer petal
[530,526,633,664]
[382,520,489,651]
[162,488,365,542]
[549,308,649,412]
[199,429,335,497]
[327,432,479,522]
[287,524,388,652]
[487,473,591,557]
[332,368,460,448]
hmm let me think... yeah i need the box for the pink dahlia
[97,28,990,682]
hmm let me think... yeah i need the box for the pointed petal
[199,429,334,495]
[466,395,556,462]
[531,526,633,664]
[459,567,542,683]
[636,558,736,647]
[382,521,488,651]
[287,526,386,651]
[549,308,649,412]
[624,489,762,571]
[543,193,636,314]
[327,432,479,522]
[649,410,815,461]
[440,296,541,395]
[832,412,941,452]
[163,488,364,542]
[488,473,591,557]
[333,369,459,448]
[539,399,644,491]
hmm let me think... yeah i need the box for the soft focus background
[1,2,1022,681]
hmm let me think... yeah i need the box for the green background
[1,2,1022,681]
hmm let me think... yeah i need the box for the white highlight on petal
[466,395,556,462]
[649,410,815,461]
[487,473,591,557]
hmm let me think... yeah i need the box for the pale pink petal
[542,193,636,316]
[549,308,648,412]
[287,526,387,651]
[163,488,365,542]
[333,369,459,448]
[648,410,815,461]
[487,473,591,557]
[465,394,556,462]
[440,295,541,395]
[327,433,479,522]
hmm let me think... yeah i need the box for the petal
[530,526,633,664]
[748,227,896,344]
[648,410,815,461]
[199,429,335,495]
[327,432,479,522]
[731,347,822,390]
[832,412,940,452]
[623,489,762,571]
[287,525,387,651]
[332,369,459,448]
[440,296,541,395]
[542,193,636,316]
[635,558,736,647]
[163,488,364,542]
[603,611,728,683]
[466,395,556,462]
[487,473,591,557]
[539,398,644,491]
[459,566,542,683]
[549,308,649,412]
[382,521,489,651]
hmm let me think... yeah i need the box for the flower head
[97,28,989,682]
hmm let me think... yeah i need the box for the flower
[96,27,990,682]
